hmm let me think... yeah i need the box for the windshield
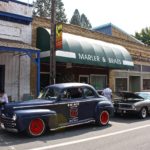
[38,87,60,100]
[136,93,150,100]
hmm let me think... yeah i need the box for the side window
[84,87,96,98]
[61,88,83,100]
[61,89,71,100]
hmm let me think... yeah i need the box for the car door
[77,86,99,121]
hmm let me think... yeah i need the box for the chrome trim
[50,119,95,131]
[13,99,99,109]
[117,108,136,111]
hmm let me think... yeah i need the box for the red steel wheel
[100,110,109,126]
[28,118,45,137]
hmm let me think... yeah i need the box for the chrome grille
[1,115,16,128]
[119,104,132,109]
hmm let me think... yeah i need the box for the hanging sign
[56,23,63,49]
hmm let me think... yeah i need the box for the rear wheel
[96,110,110,126]
[27,118,45,137]
[139,107,147,119]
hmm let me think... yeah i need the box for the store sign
[78,53,122,65]
[56,23,62,49]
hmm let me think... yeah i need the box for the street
[0,116,150,150]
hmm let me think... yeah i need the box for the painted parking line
[27,124,150,150]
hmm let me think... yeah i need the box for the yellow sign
[56,24,62,49]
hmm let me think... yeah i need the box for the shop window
[142,65,150,72]
[79,75,89,84]
[90,75,107,90]
[115,78,127,92]
[143,79,150,90]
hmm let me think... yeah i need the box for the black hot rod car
[0,83,114,137]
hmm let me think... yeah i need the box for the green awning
[37,27,134,69]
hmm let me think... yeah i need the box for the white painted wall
[0,20,32,44]
[0,1,32,17]
[0,1,33,100]
[0,53,30,100]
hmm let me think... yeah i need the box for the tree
[81,14,92,29]
[70,9,92,29]
[134,27,150,45]
[33,0,67,23]
[70,9,81,26]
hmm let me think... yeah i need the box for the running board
[50,119,95,131]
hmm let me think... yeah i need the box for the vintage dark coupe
[0,83,114,137]
[114,91,150,119]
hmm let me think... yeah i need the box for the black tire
[139,107,147,119]
[27,118,46,137]
[96,110,110,126]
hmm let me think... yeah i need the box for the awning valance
[37,27,134,69]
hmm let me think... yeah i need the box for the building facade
[32,17,150,94]
[0,0,40,100]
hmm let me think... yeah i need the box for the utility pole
[50,0,56,84]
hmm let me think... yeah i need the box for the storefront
[36,27,133,90]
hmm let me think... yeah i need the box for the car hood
[115,92,144,100]
[3,99,54,115]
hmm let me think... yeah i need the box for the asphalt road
[1,116,150,150]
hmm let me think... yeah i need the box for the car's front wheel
[139,107,147,119]
[27,118,46,137]
[96,110,110,126]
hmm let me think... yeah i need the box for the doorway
[0,65,5,90]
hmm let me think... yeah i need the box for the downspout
[37,51,40,97]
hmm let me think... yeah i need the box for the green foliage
[70,9,81,26]
[70,9,92,29]
[33,0,67,23]
[134,27,150,45]
[81,14,92,29]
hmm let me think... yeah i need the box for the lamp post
[50,0,56,84]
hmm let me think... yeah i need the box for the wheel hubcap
[29,118,45,136]
[100,111,109,125]
[141,108,147,118]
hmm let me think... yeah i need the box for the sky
[21,0,150,35]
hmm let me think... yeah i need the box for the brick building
[32,17,150,94]
[0,0,40,100]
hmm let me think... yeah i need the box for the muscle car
[0,83,114,137]
[114,91,150,119]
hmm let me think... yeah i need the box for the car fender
[95,100,114,117]
[14,109,58,132]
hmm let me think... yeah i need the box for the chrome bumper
[0,122,18,133]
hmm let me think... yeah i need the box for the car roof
[46,82,93,89]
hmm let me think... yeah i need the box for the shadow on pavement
[0,123,112,147]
